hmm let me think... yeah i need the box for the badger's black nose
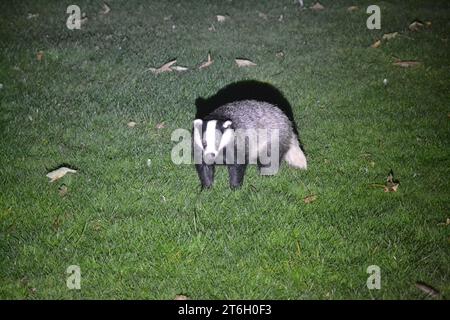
[204,152,216,163]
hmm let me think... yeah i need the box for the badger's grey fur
[193,100,307,189]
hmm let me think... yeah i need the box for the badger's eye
[202,139,207,148]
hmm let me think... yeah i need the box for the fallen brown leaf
[409,20,424,32]
[156,122,165,129]
[235,58,257,67]
[127,121,136,128]
[171,65,188,72]
[216,15,227,22]
[27,13,39,19]
[384,170,399,192]
[371,40,381,48]
[46,167,77,182]
[276,51,284,58]
[37,51,44,61]
[392,60,421,68]
[199,53,213,69]
[437,218,450,226]
[258,11,268,20]
[310,2,325,11]
[304,194,317,204]
[384,184,399,192]
[382,32,399,40]
[100,3,111,15]
[147,59,177,74]
[174,294,189,300]
[347,6,358,12]
[415,282,440,298]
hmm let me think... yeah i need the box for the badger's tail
[284,135,307,169]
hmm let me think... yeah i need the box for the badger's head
[193,119,234,164]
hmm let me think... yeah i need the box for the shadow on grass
[194,80,306,153]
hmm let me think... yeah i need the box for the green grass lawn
[0,0,449,299]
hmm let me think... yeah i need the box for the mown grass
[0,0,449,299]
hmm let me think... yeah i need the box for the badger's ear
[193,119,203,150]
[223,120,232,129]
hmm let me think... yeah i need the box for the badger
[193,100,307,189]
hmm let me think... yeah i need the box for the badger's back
[208,100,292,131]
[206,100,295,161]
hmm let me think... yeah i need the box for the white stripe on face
[193,119,203,150]
[218,128,234,151]
[204,120,218,155]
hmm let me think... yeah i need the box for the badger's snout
[204,152,217,163]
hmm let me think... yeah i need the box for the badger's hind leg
[284,135,307,169]
[257,157,281,176]
[256,139,281,176]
